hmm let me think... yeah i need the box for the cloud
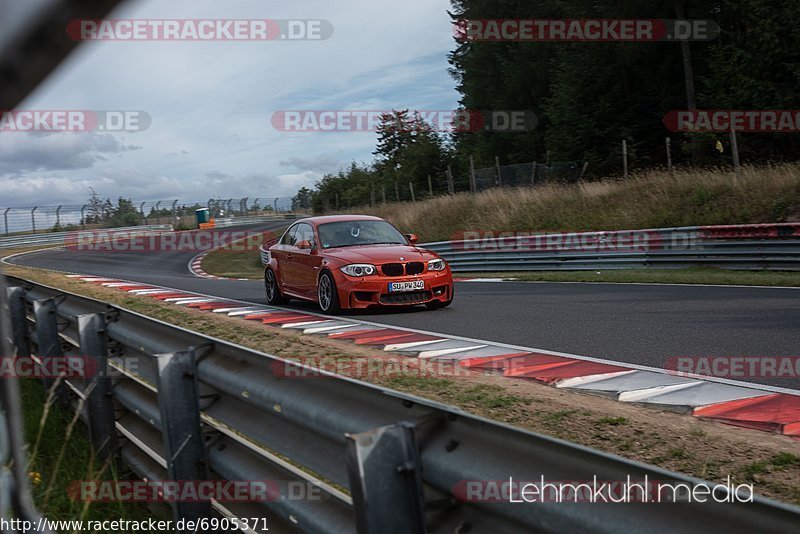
[279,153,344,174]
[0,132,124,175]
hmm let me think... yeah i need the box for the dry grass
[355,164,800,241]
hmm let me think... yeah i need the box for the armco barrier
[418,223,800,272]
[4,275,800,533]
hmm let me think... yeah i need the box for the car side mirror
[405,233,419,244]
[297,240,313,250]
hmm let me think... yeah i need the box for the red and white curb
[187,251,250,281]
[69,274,800,440]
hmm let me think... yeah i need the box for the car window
[280,225,298,246]
[294,223,316,247]
[317,220,406,249]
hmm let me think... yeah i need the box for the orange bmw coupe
[263,215,453,314]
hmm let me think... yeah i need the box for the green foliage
[310,111,452,212]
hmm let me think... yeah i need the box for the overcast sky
[1,0,458,207]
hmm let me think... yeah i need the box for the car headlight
[427,258,446,271]
[340,264,376,277]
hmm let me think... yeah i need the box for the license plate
[388,281,425,292]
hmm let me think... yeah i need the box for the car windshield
[317,220,407,249]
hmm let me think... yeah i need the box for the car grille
[380,290,433,305]
[406,262,425,275]
[380,262,426,276]
[381,263,404,277]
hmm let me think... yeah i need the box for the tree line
[298,0,800,212]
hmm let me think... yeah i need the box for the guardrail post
[346,422,426,534]
[32,298,66,400]
[77,313,118,461]
[6,287,31,359]
[155,350,211,525]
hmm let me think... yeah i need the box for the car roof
[293,214,385,225]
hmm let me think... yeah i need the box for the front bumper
[333,269,453,309]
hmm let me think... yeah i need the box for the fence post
[30,207,37,234]
[55,205,62,229]
[155,350,212,525]
[273,198,279,214]
[140,202,148,225]
[622,140,628,179]
[7,287,31,360]
[394,181,400,201]
[77,313,118,461]
[427,174,433,197]
[370,185,376,207]
[381,186,386,205]
[346,422,426,534]
[3,208,9,236]
[155,201,162,225]
[730,129,741,171]
[447,165,455,195]
[665,137,673,174]
[80,205,87,229]
[409,182,415,202]
[531,161,537,184]
[579,161,589,180]
[495,156,502,187]
[32,298,66,401]
[171,200,178,225]
[469,156,476,193]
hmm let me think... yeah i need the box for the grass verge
[461,268,800,286]
[3,255,800,505]
[355,163,800,242]
[21,378,157,525]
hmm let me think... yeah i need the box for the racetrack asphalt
[7,222,800,389]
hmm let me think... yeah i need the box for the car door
[274,224,299,292]
[292,223,323,298]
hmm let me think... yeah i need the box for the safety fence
[1,197,296,236]
[4,276,800,532]
[420,223,800,272]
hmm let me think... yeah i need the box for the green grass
[597,416,628,426]
[200,248,265,279]
[462,268,800,287]
[21,379,157,524]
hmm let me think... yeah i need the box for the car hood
[323,244,437,263]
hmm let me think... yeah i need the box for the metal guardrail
[420,223,800,272]
[4,276,800,532]
[0,225,174,250]
[214,215,296,229]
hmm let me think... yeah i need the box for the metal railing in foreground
[421,223,800,272]
[4,276,800,533]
